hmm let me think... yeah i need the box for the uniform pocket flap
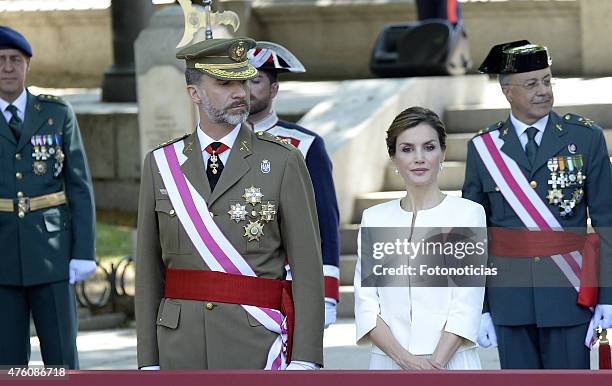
[156,299,181,329]
[155,199,174,215]
[44,213,61,232]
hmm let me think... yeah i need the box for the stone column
[102,0,154,102]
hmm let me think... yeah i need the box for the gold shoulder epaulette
[37,94,67,105]
[154,133,190,150]
[476,121,504,136]
[563,113,596,128]
[255,131,294,150]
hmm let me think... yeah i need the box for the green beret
[176,37,258,81]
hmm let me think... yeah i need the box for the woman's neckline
[398,194,448,214]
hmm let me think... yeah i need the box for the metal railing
[75,255,135,311]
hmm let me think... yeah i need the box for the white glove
[324,298,337,329]
[286,360,319,370]
[140,366,160,370]
[584,304,612,348]
[69,259,97,284]
[477,312,498,348]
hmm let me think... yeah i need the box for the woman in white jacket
[354,107,487,370]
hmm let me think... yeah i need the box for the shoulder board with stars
[562,113,598,129]
[154,133,190,150]
[37,94,67,105]
[255,130,294,150]
[475,121,504,137]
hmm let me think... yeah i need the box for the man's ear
[186,85,202,105]
[270,81,279,100]
[501,85,512,104]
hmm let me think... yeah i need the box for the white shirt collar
[0,88,27,118]
[196,123,241,152]
[250,110,279,132]
[510,112,548,137]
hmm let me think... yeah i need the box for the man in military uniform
[463,40,612,368]
[135,37,324,370]
[0,26,96,369]
[247,41,340,328]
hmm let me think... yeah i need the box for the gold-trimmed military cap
[479,40,552,74]
[176,37,258,80]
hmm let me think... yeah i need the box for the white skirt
[369,348,481,370]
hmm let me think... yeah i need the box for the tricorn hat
[479,40,551,74]
[247,41,305,73]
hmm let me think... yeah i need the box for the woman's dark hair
[385,106,447,157]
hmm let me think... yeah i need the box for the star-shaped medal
[244,220,264,241]
[243,186,264,205]
[228,203,247,222]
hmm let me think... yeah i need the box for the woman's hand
[395,352,444,370]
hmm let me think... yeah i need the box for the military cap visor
[177,38,258,81]
[479,40,551,74]
[0,26,32,57]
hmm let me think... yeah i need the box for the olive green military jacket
[135,124,324,369]
[0,90,95,286]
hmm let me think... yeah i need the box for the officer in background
[247,41,340,328]
[463,40,612,368]
[0,26,96,369]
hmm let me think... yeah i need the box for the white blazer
[354,196,486,356]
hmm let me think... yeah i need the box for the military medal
[568,143,577,154]
[572,188,584,205]
[31,136,41,160]
[557,157,567,188]
[547,158,559,189]
[33,161,47,176]
[244,220,264,241]
[47,135,55,155]
[228,203,248,222]
[243,186,263,205]
[560,199,575,217]
[39,136,49,161]
[209,151,220,174]
[259,202,277,222]
[566,156,576,184]
[546,189,563,205]
[574,155,586,185]
[53,134,64,177]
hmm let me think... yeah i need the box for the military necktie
[525,126,539,166]
[205,141,230,192]
[5,104,22,140]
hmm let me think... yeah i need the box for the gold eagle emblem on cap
[229,41,248,62]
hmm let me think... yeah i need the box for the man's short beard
[249,97,269,116]
[201,91,249,126]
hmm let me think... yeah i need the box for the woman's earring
[439,162,444,172]
[394,167,399,175]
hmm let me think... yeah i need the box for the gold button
[15,172,22,179]
[251,210,257,217]
[205,303,214,310]
[534,256,540,262]
[257,132,263,136]
[18,211,25,219]
[15,153,21,160]
[495,186,500,192]
[169,209,175,216]
[209,211,214,217]
[530,181,537,189]
[17,191,24,198]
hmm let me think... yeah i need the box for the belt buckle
[17,197,30,216]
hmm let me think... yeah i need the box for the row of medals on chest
[227,186,276,241]
[31,134,65,177]
[546,155,585,217]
